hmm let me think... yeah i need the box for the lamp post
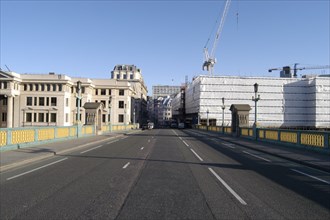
[133,108,136,125]
[221,97,225,132]
[108,96,112,124]
[197,107,200,125]
[76,81,82,122]
[206,109,209,127]
[124,104,127,125]
[252,83,260,140]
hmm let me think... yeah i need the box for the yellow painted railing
[265,130,278,141]
[11,129,35,144]
[249,129,253,137]
[38,128,55,141]
[0,130,7,146]
[70,127,76,136]
[224,127,232,133]
[57,127,69,138]
[280,132,297,144]
[241,128,249,136]
[301,133,324,148]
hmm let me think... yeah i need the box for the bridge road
[1,129,329,219]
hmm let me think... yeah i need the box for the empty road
[1,129,329,219]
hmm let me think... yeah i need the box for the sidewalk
[0,130,140,172]
[195,130,330,173]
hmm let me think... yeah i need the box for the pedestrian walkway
[0,130,140,172]
[191,129,330,173]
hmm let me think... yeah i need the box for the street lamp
[133,108,136,125]
[108,96,112,124]
[252,83,260,139]
[206,109,209,127]
[221,97,225,131]
[76,81,82,122]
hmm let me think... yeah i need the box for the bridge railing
[195,125,330,153]
[0,123,139,151]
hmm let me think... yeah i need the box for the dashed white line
[107,140,118,144]
[190,149,204,162]
[291,169,330,185]
[208,168,247,205]
[7,158,68,181]
[223,143,236,149]
[148,140,151,143]
[80,145,103,154]
[243,151,271,162]
[140,147,144,150]
[179,137,183,140]
[182,140,189,147]
[122,162,130,169]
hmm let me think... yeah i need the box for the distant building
[152,85,181,99]
[0,67,148,128]
[173,75,330,129]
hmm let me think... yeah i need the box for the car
[170,123,178,128]
[142,124,148,130]
[178,123,185,129]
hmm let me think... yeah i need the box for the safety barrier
[0,123,140,151]
[195,125,329,153]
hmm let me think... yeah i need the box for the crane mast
[203,0,231,75]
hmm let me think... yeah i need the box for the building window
[66,98,69,107]
[101,89,106,95]
[46,113,49,123]
[118,114,124,123]
[46,97,49,106]
[2,113,7,122]
[130,74,134,79]
[119,101,124,108]
[96,89,99,95]
[38,113,44,122]
[26,113,32,122]
[29,84,33,91]
[24,84,27,91]
[35,84,39,91]
[34,97,37,106]
[27,97,32,106]
[82,87,85,94]
[101,100,106,107]
[65,113,69,123]
[51,113,57,123]
[109,89,111,95]
[119,89,124,96]
[102,114,106,123]
[2,98,7,106]
[59,84,62,91]
[53,84,56,91]
[51,97,57,106]
[39,97,45,106]
[41,84,45,91]
[47,84,51,91]
[34,113,37,122]
[123,74,127,79]
[117,74,120,79]
[3,82,7,89]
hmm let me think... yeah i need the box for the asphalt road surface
[1,129,329,219]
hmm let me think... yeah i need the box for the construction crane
[203,0,231,75]
[268,63,330,78]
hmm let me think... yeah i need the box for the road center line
[208,168,247,205]
[7,158,68,181]
[223,143,236,149]
[140,147,144,150]
[122,162,130,169]
[291,169,330,185]
[80,145,103,154]
[107,140,118,144]
[190,148,204,161]
[243,151,271,162]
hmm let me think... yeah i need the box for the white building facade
[0,70,146,128]
[180,75,330,128]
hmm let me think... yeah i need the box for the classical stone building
[0,67,148,128]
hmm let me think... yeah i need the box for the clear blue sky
[1,0,329,94]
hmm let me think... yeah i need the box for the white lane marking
[179,137,183,140]
[182,140,189,147]
[208,168,247,205]
[122,162,130,169]
[140,147,144,150]
[243,151,271,162]
[107,140,118,144]
[80,145,103,154]
[190,149,204,162]
[148,140,150,143]
[223,143,236,149]
[291,169,330,185]
[7,158,68,181]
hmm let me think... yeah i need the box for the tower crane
[203,0,231,75]
[268,63,330,78]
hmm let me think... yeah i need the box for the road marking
[190,149,204,162]
[182,140,189,147]
[223,143,236,149]
[107,140,118,144]
[80,145,103,154]
[291,169,330,185]
[148,140,150,143]
[122,162,130,169]
[7,158,68,181]
[140,147,144,150]
[179,137,182,140]
[208,168,247,205]
[243,151,271,162]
